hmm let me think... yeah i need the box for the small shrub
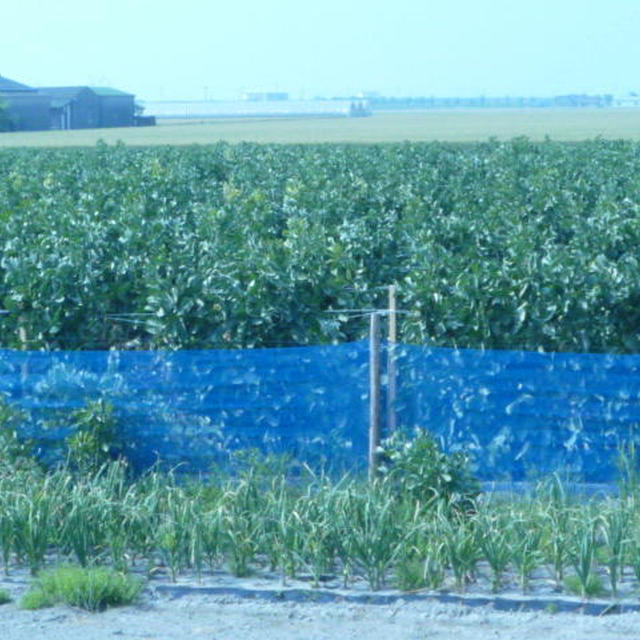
[0,589,11,605]
[21,566,145,612]
[380,428,479,511]
[66,400,122,472]
[0,394,37,469]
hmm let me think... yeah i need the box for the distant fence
[0,341,638,481]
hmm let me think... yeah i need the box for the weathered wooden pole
[18,314,28,351]
[386,284,398,434]
[369,311,381,482]
[17,313,29,400]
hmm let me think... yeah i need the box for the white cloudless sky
[2,0,639,100]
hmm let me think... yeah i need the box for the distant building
[0,74,139,131]
[349,99,372,117]
[141,99,371,119]
[366,94,615,110]
[0,75,51,131]
[552,94,612,108]
[242,91,289,102]
[613,95,640,108]
[40,86,135,129]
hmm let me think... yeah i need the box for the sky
[2,0,639,101]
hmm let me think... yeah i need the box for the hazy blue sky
[3,0,639,100]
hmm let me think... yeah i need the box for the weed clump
[564,573,606,599]
[21,566,145,612]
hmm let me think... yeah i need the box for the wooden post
[369,312,381,482]
[386,284,398,434]
[18,314,28,351]
[17,314,29,399]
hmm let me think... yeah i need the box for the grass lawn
[1,109,639,147]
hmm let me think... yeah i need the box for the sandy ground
[3,562,640,639]
[3,590,640,640]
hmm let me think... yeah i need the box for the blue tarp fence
[0,341,638,481]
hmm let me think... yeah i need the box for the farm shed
[0,74,51,131]
[93,87,136,127]
[0,75,137,131]
[40,86,135,129]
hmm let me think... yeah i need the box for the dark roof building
[91,87,136,128]
[0,75,31,92]
[0,74,137,131]
[0,74,51,131]
[39,86,135,130]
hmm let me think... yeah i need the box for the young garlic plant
[508,510,543,594]
[568,512,600,599]
[476,506,512,592]
[598,501,631,598]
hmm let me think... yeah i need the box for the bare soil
[3,566,640,640]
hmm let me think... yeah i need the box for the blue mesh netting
[0,343,369,473]
[393,344,640,482]
[0,341,639,481]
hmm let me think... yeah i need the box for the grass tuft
[0,589,11,605]
[21,566,145,612]
[564,573,607,599]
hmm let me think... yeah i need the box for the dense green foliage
[1,138,639,351]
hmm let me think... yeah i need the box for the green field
[2,139,640,353]
[1,109,640,147]
[2,445,640,599]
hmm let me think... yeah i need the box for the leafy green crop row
[1,138,639,351]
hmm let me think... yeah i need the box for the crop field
[2,126,640,636]
[2,442,640,619]
[4,457,640,638]
[2,410,640,637]
[1,109,640,147]
[1,138,640,352]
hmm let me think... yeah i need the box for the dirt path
[3,589,640,640]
